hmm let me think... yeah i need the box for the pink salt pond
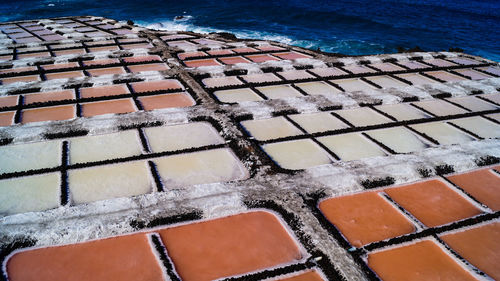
[218,56,251,65]
[245,54,281,63]
[130,80,184,93]
[273,51,312,60]
[240,73,282,83]
[202,76,243,88]
[184,58,221,67]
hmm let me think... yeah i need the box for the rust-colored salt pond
[138,93,195,110]
[277,270,325,281]
[1,75,40,84]
[24,90,75,105]
[86,67,126,76]
[385,179,481,227]
[21,105,75,124]
[0,111,15,126]
[127,63,169,72]
[81,99,136,117]
[447,168,500,211]
[6,233,164,281]
[218,56,251,65]
[367,240,477,281]
[45,71,85,80]
[130,80,183,93]
[319,192,415,247]
[80,84,129,99]
[158,211,302,281]
[0,95,18,107]
[440,222,500,280]
[41,62,79,71]
[246,54,280,63]
[184,58,221,67]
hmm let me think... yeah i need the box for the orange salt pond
[127,63,169,72]
[45,71,84,80]
[1,75,40,84]
[87,67,126,76]
[368,240,477,281]
[158,211,302,281]
[81,99,136,117]
[80,84,129,99]
[440,222,500,280]
[246,54,280,63]
[0,95,18,108]
[319,192,414,247]
[447,168,500,211]
[277,270,325,281]
[138,93,195,110]
[385,180,481,227]
[6,234,164,281]
[24,90,75,104]
[0,111,15,126]
[218,56,251,65]
[21,105,75,124]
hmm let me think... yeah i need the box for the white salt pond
[288,112,349,133]
[412,100,468,116]
[144,122,225,152]
[202,76,243,88]
[478,93,500,105]
[331,78,376,92]
[69,130,142,164]
[446,96,498,112]
[449,117,500,139]
[153,148,248,187]
[241,116,303,141]
[262,139,332,170]
[309,67,347,77]
[448,57,482,65]
[476,66,500,76]
[370,62,405,72]
[317,133,386,161]
[0,140,60,174]
[68,160,152,204]
[0,173,60,215]
[453,69,492,80]
[395,73,436,86]
[365,127,430,154]
[374,103,430,121]
[364,75,408,88]
[295,81,342,96]
[342,64,377,74]
[256,84,303,99]
[277,70,315,80]
[423,59,457,67]
[396,61,428,70]
[410,122,475,145]
[213,88,263,103]
[241,73,281,83]
[335,107,393,127]
[486,113,500,122]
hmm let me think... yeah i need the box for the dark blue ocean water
[1,0,499,61]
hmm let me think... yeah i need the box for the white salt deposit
[68,160,152,204]
[317,133,386,161]
[241,116,303,141]
[69,130,143,164]
[143,122,225,152]
[410,122,476,145]
[288,112,349,133]
[0,173,60,215]
[262,139,332,170]
[365,127,430,153]
[153,148,248,188]
[0,140,61,174]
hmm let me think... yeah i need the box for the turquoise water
[1,0,499,60]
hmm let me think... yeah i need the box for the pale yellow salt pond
[69,130,143,164]
[213,88,263,103]
[411,100,468,116]
[277,70,315,80]
[0,140,60,174]
[342,64,377,74]
[241,117,303,141]
[288,112,349,133]
[369,62,405,72]
[448,117,500,139]
[335,107,393,127]
[68,161,152,204]
[295,81,342,96]
[395,73,436,85]
[446,96,498,112]
[486,113,500,122]
[240,73,281,83]
[256,84,303,99]
[154,148,248,187]
[202,76,243,88]
[410,121,475,145]
[0,173,60,215]
[330,78,376,92]
[374,103,430,121]
[365,127,430,153]
[364,75,408,88]
[144,122,225,152]
[317,133,386,161]
[262,139,332,170]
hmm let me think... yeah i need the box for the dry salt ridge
[0,15,499,281]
